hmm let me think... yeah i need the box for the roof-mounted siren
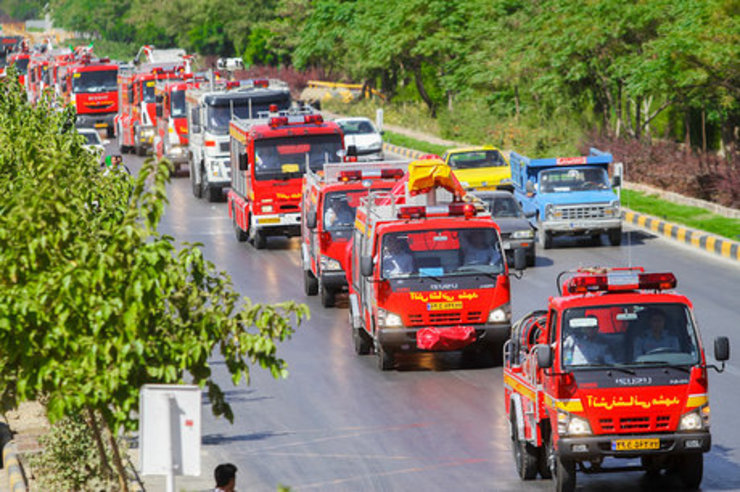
[561,267,676,295]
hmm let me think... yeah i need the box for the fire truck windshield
[12,57,29,74]
[560,303,700,370]
[540,166,610,193]
[448,150,507,169]
[324,190,390,232]
[206,97,291,134]
[381,228,504,280]
[170,90,186,118]
[72,69,118,93]
[253,134,342,180]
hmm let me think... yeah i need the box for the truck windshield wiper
[631,361,692,373]
[605,364,636,375]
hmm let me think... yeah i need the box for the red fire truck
[0,36,23,77]
[228,112,344,248]
[348,159,525,370]
[301,162,408,307]
[7,51,30,87]
[153,79,199,172]
[116,63,187,156]
[503,267,729,492]
[25,56,49,104]
[59,51,119,136]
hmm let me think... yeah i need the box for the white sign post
[376,108,384,133]
[140,384,201,492]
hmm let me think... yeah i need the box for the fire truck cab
[153,78,201,173]
[301,162,409,307]
[348,160,525,370]
[61,50,119,136]
[503,267,729,492]
[228,111,344,246]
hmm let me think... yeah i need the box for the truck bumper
[378,322,511,352]
[76,112,116,130]
[251,212,301,237]
[321,271,347,290]
[557,431,711,461]
[542,218,621,234]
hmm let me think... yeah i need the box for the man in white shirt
[382,236,414,277]
[563,319,613,366]
[633,309,680,358]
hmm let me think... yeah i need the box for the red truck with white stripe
[503,267,729,491]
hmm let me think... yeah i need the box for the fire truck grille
[598,415,672,432]
[407,311,483,325]
[558,205,608,220]
[280,204,299,211]
[84,102,114,110]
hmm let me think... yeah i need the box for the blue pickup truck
[510,148,622,249]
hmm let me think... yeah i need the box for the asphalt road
[116,147,740,492]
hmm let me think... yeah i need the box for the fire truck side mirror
[346,145,358,157]
[536,344,553,369]
[306,211,317,229]
[238,153,249,171]
[360,256,374,277]
[715,336,730,362]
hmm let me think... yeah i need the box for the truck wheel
[106,126,114,138]
[252,230,267,250]
[232,207,247,242]
[526,252,536,267]
[677,454,703,489]
[549,434,576,492]
[510,412,538,480]
[206,185,221,203]
[608,228,622,246]
[353,327,372,355]
[304,269,318,296]
[320,284,336,308]
[376,342,394,371]
[537,222,552,249]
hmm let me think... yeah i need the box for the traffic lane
[134,146,740,490]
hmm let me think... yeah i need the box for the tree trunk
[635,96,642,140]
[701,108,707,152]
[105,421,130,492]
[625,97,635,137]
[684,110,692,153]
[447,90,454,112]
[412,62,436,117]
[87,407,113,478]
[615,82,623,137]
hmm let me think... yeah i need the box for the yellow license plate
[612,439,659,451]
[257,217,280,224]
[94,123,107,128]
[427,301,463,311]
[477,186,498,191]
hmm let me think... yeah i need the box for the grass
[622,189,740,241]
[383,130,452,156]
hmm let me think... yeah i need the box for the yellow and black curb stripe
[383,142,424,160]
[624,209,740,262]
[1,425,27,492]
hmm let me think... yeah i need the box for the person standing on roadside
[214,463,237,492]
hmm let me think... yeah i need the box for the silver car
[474,190,536,267]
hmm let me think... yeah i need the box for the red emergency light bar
[269,104,278,112]
[304,114,323,124]
[565,271,677,294]
[398,203,476,219]
[339,168,405,182]
[254,79,269,88]
[268,115,324,127]
[269,116,289,127]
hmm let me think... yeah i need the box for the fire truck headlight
[261,205,274,213]
[320,255,342,271]
[488,304,511,324]
[567,415,592,435]
[378,308,403,328]
[511,229,534,239]
[679,409,704,431]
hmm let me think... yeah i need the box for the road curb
[382,140,740,263]
[623,209,740,262]
[0,424,27,492]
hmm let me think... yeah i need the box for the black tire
[191,173,202,198]
[136,142,146,157]
[677,454,703,489]
[538,441,552,479]
[253,230,267,250]
[608,228,622,246]
[106,126,114,138]
[353,327,372,355]
[206,185,221,203]
[590,233,602,246]
[304,269,318,296]
[376,342,394,371]
[549,434,576,492]
[232,207,247,242]
[526,252,536,267]
[320,284,336,308]
[511,412,538,480]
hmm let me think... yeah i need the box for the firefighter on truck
[228,112,344,249]
[301,161,409,308]
[503,267,730,492]
[347,159,526,371]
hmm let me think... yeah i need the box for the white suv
[335,117,384,161]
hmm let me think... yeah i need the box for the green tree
[0,74,307,490]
